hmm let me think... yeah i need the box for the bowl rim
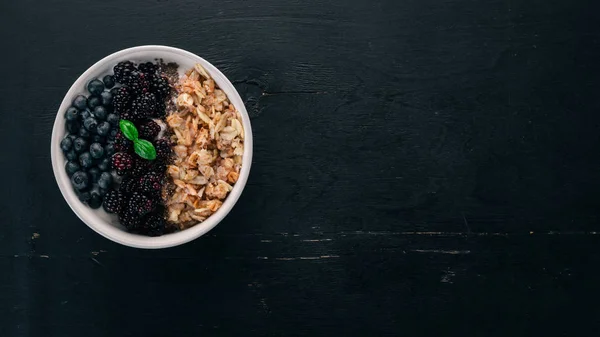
[50,45,253,249]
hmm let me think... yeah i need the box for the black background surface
[2,0,600,336]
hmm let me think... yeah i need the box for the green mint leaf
[134,139,157,160]
[119,120,138,141]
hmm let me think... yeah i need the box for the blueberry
[65,107,79,121]
[90,142,104,159]
[97,157,111,171]
[92,186,108,197]
[68,134,77,142]
[66,121,80,134]
[88,194,103,209]
[108,128,118,140]
[103,75,115,89]
[98,172,113,189]
[87,79,105,96]
[87,96,102,109]
[106,113,119,126]
[73,137,88,153]
[96,121,111,136]
[88,188,104,208]
[83,117,98,132]
[60,137,73,152]
[77,189,92,202]
[100,91,113,107]
[79,152,93,169]
[93,106,108,120]
[70,171,89,190]
[65,149,77,161]
[89,167,101,182]
[92,135,106,143]
[80,109,92,120]
[65,161,80,177]
[104,143,115,156]
[73,95,88,110]
[78,127,91,139]
[110,87,119,96]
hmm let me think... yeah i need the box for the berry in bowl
[51,46,253,249]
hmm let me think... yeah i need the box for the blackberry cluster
[111,61,170,123]
[108,151,169,236]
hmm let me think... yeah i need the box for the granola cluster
[165,64,244,228]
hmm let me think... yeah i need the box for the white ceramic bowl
[51,45,253,249]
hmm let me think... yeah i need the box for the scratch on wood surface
[274,255,339,261]
[441,269,456,283]
[260,298,271,314]
[90,250,108,256]
[301,239,333,242]
[39,255,49,258]
[412,249,471,255]
[260,240,272,243]
[90,257,103,267]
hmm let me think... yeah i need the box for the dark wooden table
[2,0,600,336]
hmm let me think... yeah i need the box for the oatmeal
[165,63,244,228]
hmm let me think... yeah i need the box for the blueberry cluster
[61,76,120,208]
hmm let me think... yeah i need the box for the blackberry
[119,177,138,195]
[154,100,167,118]
[114,131,133,153]
[154,138,173,161]
[130,158,151,177]
[113,61,136,83]
[127,107,149,121]
[138,210,166,236]
[103,190,125,214]
[111,152,134,175]
[124,71,151,96]
[139,171,163,196]
[113,87,132,113]
[131,92,158,118]
[151,74,171,98]
[119,210,140,229]
[119,109,138,122]
[129,191,154,216]
[139,120,160,140]
[138,62,157,74]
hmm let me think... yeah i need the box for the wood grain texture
[1,0,600,336]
